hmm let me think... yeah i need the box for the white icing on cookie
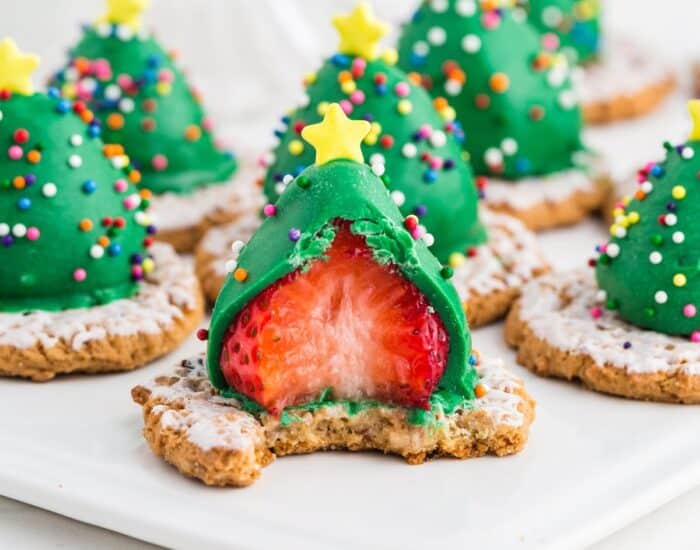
[452,208,546,297]
[483,166,599,209]
[578,35,673,105]
[0,243,199,351]
[139,352,528,453]
[518,269,700,375]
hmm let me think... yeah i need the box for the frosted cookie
[397,0,608,230]
[0,40,203,381]
[134,105,535,486]
[50,0,238,252]
[505,102,700,402]
[195,4,549,325]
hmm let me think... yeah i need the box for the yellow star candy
[688,100,700,141]
[301,103,371,166]
[0,39,39,96]
[97,0,150,31]
[332,3,390,61]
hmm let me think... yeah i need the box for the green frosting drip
[51,24,236,194]
[397,0,585,179]
[596,141,700,336]
[208,160,480,420]
[526,0,602,65]
[263,54,486,263]
[0,92,152,311]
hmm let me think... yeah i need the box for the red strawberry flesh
[219,221,449,414]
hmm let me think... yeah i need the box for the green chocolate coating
[0,93,152,312]
[397,0,584,179]
[527,0,601,65]
[51,25,236,194]
[596,141,700,336]
[263,54,486,263]
[208,160,479,419]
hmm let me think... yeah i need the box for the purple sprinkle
[623,341,632,349]
[2,235,13,247]
[288,228,301,242]
[25,173,36,186]
[414,205,428,217]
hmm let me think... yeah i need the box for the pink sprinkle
[152,154,168,171]
[8,145,23,160]
[541,33,560,51]
[394,82,410,97]
[350,90,365,105]
[131,265,144,278]
[684,304,697,318]
[418,124,433,138]
[73,268,87,282]
[158,68,174,83]
[26,227,40,241]
[117,74,133,89]
[482,11,501,29]
[691,331,700,343]
[114,179,128,193]
[429,157,443,170]
[590,306,603,319]
[339,100,353,115]
[263,204,277,217]
[123,195,140,210]
[410,227,425,240]
[202,117,214,131]
[351,57,367,76]
[93,59,112,80]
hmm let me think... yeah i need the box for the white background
[1,1,700,549]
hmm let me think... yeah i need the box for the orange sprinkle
[407,72,422,86]
[338,70,353,83]
[98,236,110,247]
[233,267,248,282]
[634,190,646,201]
[107,113,125,130]
[12,176,25,189]
[74,57,90,74]
[138,188,152,200]
[433,97,449,111]
[475,384,488,399]
[448,68,466,84]
[26,150,41,164]
[128,170,142,184]
[79,218,93,231]
[489,73,510,93]
[184,124,201,141]
[255,177,264,188]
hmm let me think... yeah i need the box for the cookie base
[504,269,700,403]
[195,208,548,328]
[580,36,676,125]
[0,244,204,381]
[132,355,535,487]
[482,169,611,232]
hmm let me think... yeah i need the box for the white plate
[1,220,700,550]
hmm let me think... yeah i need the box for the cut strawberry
[219,220,449,414]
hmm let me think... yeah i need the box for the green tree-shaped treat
[526,0,601,65]
[263,3,485,264]
[208,105,481,421]
[398,0,585,179]
[0,39,154,311]
[596,102,700,339]
[50,0,236,195]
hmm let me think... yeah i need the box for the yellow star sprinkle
[688,100,700,141]
[332,3,390,61]
[301,103,371,166]
[0,39,39,96]
[97,0,150,31]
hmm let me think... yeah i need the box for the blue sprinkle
[515,158,532,174]
[650,164,664,177]
[108,243,122,257]
[375,84,387,95]
[409,53,427,68]
[17,197,31,210]
[330,54,350,68]
[88,125,101,138]
[423,169,438,184]
[82,180,97,194]
[147,54,162,68]
[55,99,71,114]
[47,87,60,99]
[293,165,306,177]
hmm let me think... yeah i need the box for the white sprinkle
[69,134,83,147]
[595,289,607,303]
[427,27,446,46]
[542,6,563,27]
[501,138,518,156]
[95,22,111,37]
[672,231,685,244]
[12,224,27,238]
[224,259,237,273]
[119,97,135,113]
[614,226,627,238]
[282,174,294,185]
[558,89,577,109]
[455,0,476,16]
[430,0,449,13]
[665,213,678,226]
[90,245,105,259]
[391,190,406,207]
[413,41,430,56]
[682,147,695,159]
[369,153,385,166]
[116,24,134,40]
[444,79,462,96]
[430,130,447,148]
[640,180,653,193]
[485,147,503,167]
[274,182,285,195]
[423,233,435,247]
[42,182,57,197]
[402,143,417,158]
[371,163,386,177]
[461,34,481,53]
[649,251,663,264]
[655,291,668,305]
[0,223,9,237]
[68,154,82,168]
[104,84,122,101]
[606,243,620,258]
